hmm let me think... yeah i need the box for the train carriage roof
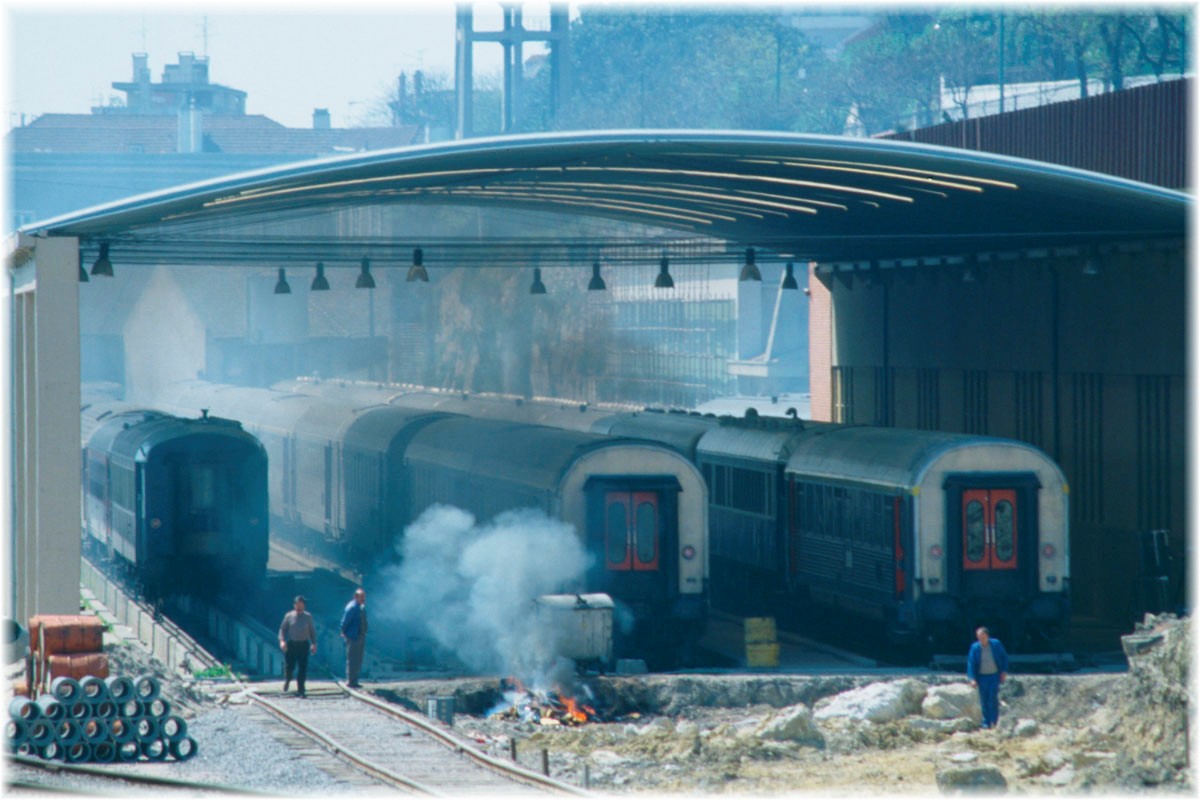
[697,423,810,464]
[405,416,659,492]
[157,381,317,433]
[81,401,152,448]
[341,404,455,455]
[82,403,260,463]
[592,412,716,458]
[782,426,1053,489]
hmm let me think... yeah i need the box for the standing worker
[341,588,368,688]
[278,595,317,698]
[967,626,1009,729]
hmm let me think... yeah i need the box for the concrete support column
[8,234,82,623]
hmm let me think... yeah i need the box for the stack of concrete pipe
[6,674,197,762]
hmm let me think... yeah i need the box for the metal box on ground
[426,696,455,726]
[534,593,614,669]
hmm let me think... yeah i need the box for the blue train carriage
[692,418,836,612]
[782,427,1071,649]
[403,416,709,663]
[81,402,269,600]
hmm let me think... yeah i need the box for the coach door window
[961,489,1018,570]
[634,495,660,570]
[606,498,630,569]
[964,497,986,565]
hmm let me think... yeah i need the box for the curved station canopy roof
[26,130,1189,266]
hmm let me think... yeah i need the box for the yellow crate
[743,617,777,644]
[745,642,780,668]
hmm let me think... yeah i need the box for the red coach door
[604,491,661,572]
[961,488,1019,571]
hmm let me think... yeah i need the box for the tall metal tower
[455,2,571,139]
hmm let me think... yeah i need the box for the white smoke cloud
[373,504,592,679]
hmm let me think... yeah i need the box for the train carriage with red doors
[783,427,1070,649]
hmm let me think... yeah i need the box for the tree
[928,12,1000,120]
[1020,11,1103,97]
[837,14,940,133]
[1122,11,1190,80]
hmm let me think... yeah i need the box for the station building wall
[811,243,1186,627]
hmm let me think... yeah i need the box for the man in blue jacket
[967,626,1009,729]
[340,588,368,688]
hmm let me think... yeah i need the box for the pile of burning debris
[488,679,604,727]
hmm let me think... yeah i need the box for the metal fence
[883,77,1190,190]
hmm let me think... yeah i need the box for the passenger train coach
[276,380,1071,650]
[153,381,709,663]
[81,400,269,601]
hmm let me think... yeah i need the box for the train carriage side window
[714,465,729,508]
[802,483,817,533]
[807,483,819,532]
[821,485,836,535]
[881,494,893,547]
[730,467,766,515]
[832,487,848,538]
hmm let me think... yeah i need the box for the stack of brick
[26,615,108,697]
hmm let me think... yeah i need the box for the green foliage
[364,7,1190,137]
[193,663,234,680]
[556,9,825,131]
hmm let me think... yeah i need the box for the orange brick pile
[25,615,108,697]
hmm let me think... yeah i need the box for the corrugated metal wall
[883,78,1190,190]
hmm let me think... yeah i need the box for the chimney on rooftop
[313,108,332,129]
[178,96,203,153]
[132,53,150,84]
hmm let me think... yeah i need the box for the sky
[2,0,556,132]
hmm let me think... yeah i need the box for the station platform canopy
[23,130,1189,267]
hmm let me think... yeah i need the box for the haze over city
[4,0,544,132]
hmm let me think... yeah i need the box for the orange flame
[563,696,589,723]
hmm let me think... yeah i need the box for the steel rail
[244,692,440,796]
[339,683,591,796]
[6,754,269,794]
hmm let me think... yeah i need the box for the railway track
[245,683,589,796]
[4,754,264,795]
[81,556,586,795]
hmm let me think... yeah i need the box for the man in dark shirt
[278,595,317,697]
[340,588,367,688]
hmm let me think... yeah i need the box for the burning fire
[490,678,601,726]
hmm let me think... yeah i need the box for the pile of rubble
[452,615,1192,794]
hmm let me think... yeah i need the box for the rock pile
[452,617,1193,796]
[1091,613,1190,789]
